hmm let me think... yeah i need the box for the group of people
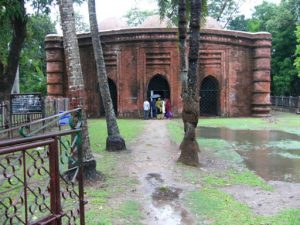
[143,98,173,120]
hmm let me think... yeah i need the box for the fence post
[49,137,62,224]
[275,96,278,106]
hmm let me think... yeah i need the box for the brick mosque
[46,16,272,118]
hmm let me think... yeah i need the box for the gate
[200,76,219,116]
[0,109,85,224]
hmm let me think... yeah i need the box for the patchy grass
[167,119,184,143]
[85,119,145,225]
[88,119,145,152]
[168,114,300,225]
[186,188,300,225]
[199,111,300,135]
[202,170,272,191]
[198,138,243,163]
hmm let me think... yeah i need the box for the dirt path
[107,119,300,224]
[127,119,196,225]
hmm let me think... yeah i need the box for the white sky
[89,0,281,21]
[55,0,280,33]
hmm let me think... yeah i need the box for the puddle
[152,186,182,201]
[146,173,164,186]
[144,173,194,225]
[197,127,300,182]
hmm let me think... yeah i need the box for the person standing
[150,98,157,119]
[143,99,150,119]
[156,98,163,119]
[165,98,172,118]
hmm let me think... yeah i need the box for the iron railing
[0,108,85,224]
[0,98,69,131]
[271,96,300,112]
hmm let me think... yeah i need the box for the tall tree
[208,0,244,28]
[295,25,300,77]
[0,0,83,100]
[0,0,27,101]
[58,0,97,178]
[88,0,126,151]
[20,15,56,95]
[178,0,201,166]
[124,6,157,27]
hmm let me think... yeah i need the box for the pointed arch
[99,78,118,116]
[147,74,170,100]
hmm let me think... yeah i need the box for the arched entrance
[147,75,170,100]
[99,78,118,117]
[200,76,219,116]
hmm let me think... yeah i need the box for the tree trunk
[178,0,188,96]
[88,0,126,151]
[0,0,26,101]
[58,0,97,179]
[178,0,201,167]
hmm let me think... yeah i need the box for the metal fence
[271,96,300,113]
[0,98,69,130]
[0,108,85,224]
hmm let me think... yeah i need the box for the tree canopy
[0,0,83,100]
[229,0,300,96]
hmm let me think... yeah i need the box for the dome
[97,16,221,31]
[98,17,129,31]
[138,15,175,28]
[202,17,222,29]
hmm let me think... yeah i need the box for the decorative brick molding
[46,28,272,117]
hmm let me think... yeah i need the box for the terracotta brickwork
[46,28,272,117]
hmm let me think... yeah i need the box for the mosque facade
[46,17,272,117]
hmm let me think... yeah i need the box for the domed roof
[97,16,222,31]
[202,17,222,29]
[98,17,129,31]
[138,15,175,28]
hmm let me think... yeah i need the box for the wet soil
[104,120,300,224]
[128,120,196,225]
[197,126,300,182]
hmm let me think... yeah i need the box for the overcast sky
[85,0,281,21]
[66,0,281,32]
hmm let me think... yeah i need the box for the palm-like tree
[157,0,202,166]
[177,0,202,166]
[87,0,126,151]
[58,0,97,178]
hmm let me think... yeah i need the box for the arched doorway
[99,78,118,117]
[147,75,170,100]
[200,76,219,116]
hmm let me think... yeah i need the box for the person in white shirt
[143,100,150,119]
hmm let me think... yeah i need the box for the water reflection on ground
[197,127,300,182]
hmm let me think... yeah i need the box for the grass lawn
[84,113,300,225]
[85,118,146,225]
[167,112,300,225]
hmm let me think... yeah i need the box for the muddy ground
[93,119,300,224]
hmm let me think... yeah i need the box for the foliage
[268,0,299,95]
[227,15,248,31]
[156,0,208,25]
[0,0,83,100]
[295,25,300,77]
[19,14,56,95]
[228,0,300,95]
[207,0,244,28]
[74,10,90,32]
[124,5,157,27]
